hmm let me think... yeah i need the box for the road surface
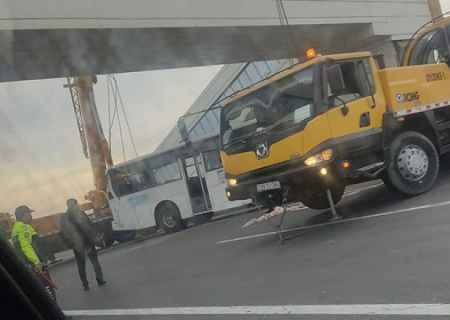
[49,165,450,319]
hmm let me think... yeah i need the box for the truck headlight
[226,178,238,186]
[304,149,333,166]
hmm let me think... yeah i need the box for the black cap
[66,198,78,207]
[14,205,34,219]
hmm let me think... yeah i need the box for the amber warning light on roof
[307,48,316,59]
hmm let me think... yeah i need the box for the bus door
[201,150,242,211]
[183,155,212,214]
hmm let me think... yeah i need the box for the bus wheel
[298,182,345,210]
[156,203,185,233]
[192,212,214,225]
[113,230,137,243]
[383,131,438,196]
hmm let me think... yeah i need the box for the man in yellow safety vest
[11,205,56,301]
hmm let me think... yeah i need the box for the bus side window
[126,172,151,193]
[116,174,133,196]
[108,170,121,197]
[153,162,181,186]
[204,150,222,171]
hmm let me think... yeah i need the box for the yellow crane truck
[220,47,450,210]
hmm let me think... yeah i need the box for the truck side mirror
[327,64,346,96]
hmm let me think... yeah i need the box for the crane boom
[66,77,89,159]
[66,76,113,192]
[64,75,117,246]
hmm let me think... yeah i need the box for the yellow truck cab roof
[223,51,373,107]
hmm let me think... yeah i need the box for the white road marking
[217,200,450,244]
[59,255,73,260]
[341,182,384,198]
[64,304,450,316]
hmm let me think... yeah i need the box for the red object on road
[40,272,58,290]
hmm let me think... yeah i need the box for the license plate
[257,181,281,192]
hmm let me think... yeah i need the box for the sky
[1,0,450,218]
[442,0,450,12]
[0,67,221,217]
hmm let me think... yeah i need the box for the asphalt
[47,164,450,319]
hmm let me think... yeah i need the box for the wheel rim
[397,144,428,181]
[163,212,176,227]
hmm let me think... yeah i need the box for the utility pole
[428,0,443,19]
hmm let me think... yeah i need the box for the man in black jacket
[59,199,106,291]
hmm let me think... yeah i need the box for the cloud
[442,0,450,12]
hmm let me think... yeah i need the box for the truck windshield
[221,67,314,146]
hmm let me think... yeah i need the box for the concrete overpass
[0,0,432,82]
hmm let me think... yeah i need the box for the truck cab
[221,49,450,211]
[221,52,388,209]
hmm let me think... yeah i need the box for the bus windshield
[221,67,315,146]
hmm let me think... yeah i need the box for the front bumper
[226,160,340,202]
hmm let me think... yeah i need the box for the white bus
[106,134,251,234]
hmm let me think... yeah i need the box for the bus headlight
[304,149,333,166]
[226,178,238,186]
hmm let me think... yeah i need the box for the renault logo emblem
[256,142,269,159]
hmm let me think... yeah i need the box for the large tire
[156,203,185,233]
[95,232,115,248]
[113,230,137,243]
[298,181,345,210]
[192,212,214,225]
[382,131,438,196]
[95,220,114,248]
[137,226,158,237]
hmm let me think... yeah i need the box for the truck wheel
[383,131,438,196]
[192,212,214,225]
[156,203,185,233]
[113,230,137,243]
[298,181,345,210]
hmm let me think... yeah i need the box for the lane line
[342,183,383,197]
[64,304,450,316]
[216,200,450,244]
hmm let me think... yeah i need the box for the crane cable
[107,74,112,154]
[107,74,138,162]
[110,76,126,161]
[111,74,138,158]
[276,0,299,66]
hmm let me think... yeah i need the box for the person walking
[11,205,57,301]
[59,199,106,291]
